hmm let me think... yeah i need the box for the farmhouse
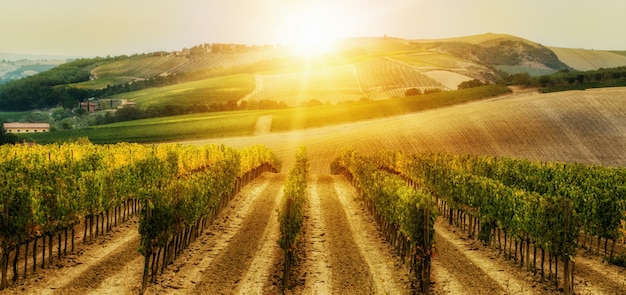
[80,101,99,112]
[4,122,50,133]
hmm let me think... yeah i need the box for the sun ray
[279,4,345,57]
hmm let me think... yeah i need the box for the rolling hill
[549,47,626,71]
[101,34,588,108]
[5,33,626,112]
[86,33,626,108]
[191,87,626,173]
[6,33,626,169]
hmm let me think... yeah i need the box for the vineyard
[239,57,448,106]
[1,140,625,293]
[86,51,282,88]
[3,87,626,294]
[0,142,280,292]
[374,150,626,293]
[241,66,364,106]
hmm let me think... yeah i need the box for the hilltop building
[4,122,50,133]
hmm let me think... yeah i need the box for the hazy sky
[2,0,624,57]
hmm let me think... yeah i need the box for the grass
[0,111,30,121]
[110,74,255,107]
[69,77,137,89]
[92,56,185,79]
[27,111,263,144]
[270,84,512,131]
[606,253,626,267]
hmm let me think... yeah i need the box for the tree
[0,120,18,145]
[511,73,533,87]
[458,79,485,89]
[539,75,553,87]
[115,106,144,121]
[405,88,422,96]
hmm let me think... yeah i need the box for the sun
[292,25,335,56]
[280,6,344,57]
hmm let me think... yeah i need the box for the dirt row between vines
[5,171,626,294]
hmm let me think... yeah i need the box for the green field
[270,84,511,131]
[111,74,255,107]
[68,77,137,89]
[92,56,185,79]
[25,85,511,144]
[0,111,30,121]
[26,111,262,144]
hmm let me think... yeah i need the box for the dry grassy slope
[550,47,626,71]
[412,33,524,45]
[190,87,626,173]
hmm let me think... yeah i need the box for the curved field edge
[196,87,626,173]
[26,85,510,144]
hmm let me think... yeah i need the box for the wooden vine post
[282,198,293,291]
[140,204,152,295]
[1,196,8,289]
[422,205,431,294]
[563,199,572,295]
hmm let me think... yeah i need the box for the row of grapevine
[444,154,626,257]
[330,149,436,293]
[277,146,309,290]
[0,142,280,291]
[138,144,280,293]
[354,58,444,91]
[375,151,589,293]
[0,142,151,289]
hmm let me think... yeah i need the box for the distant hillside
[204,87,626,173]
[549,47,626,71]
[3,33,626,111]
[427,33,571,76]
[0,58,67,84]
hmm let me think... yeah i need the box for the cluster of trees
[458,79,486,89]
[405,79,485,95]
[188,43,276,56]
[0,122,18,145]
[500,66,626,92]
[0,59,96,110]
[404,87,443,97]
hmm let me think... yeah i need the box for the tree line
[500,66,626,92]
